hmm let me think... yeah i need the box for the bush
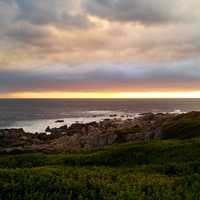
[1,138,200,199]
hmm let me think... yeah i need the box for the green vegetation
[161,111,200,139]
[1,138,200,199]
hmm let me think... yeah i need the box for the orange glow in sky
[2,91,200,99]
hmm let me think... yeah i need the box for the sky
[0,0,200,98]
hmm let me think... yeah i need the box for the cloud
[0,1,17,34]
[0,0,200,97]
[0,0,95,66]
[0,59,200,93]
[15,0,92,29]
[84,0,198,25]
[0,0,93,42]
[6,23,51,45]
[0,0,199,69]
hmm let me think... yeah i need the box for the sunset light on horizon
[2,91,200,99]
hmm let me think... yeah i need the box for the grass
[161,111,200,139]
[1,138,200,199]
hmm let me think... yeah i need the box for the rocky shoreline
[1,111,200,154]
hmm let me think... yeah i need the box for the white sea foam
[3,110,136,133]
[6,116,104,133]
[1,109,188,133]
[170,109,185,114]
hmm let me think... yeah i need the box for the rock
[0,128,25,136]
[109,114,117,117]
[0,147,24,154]
[139,112,155,121]
[45,126,51,132]
[55,120,64,123]
[1,112,199,153]
[46,125,68,135]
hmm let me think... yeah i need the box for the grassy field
[1,139,200,199]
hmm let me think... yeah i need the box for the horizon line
[1,97,200,100]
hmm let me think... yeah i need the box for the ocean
[0,98,200,133]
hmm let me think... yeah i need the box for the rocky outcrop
[47,118,145,149]
[0,128,44,147]
[1,112,200,153]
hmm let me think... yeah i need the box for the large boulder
[0,128,46,148]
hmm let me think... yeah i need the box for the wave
[169,109,185,114]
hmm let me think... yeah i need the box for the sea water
[0,99,200,132]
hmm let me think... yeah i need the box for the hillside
[1,138,200,199]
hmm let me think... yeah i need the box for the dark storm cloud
[0,0,92,35]
[0,0,199,65]
[0,0,94,60]
[15,0,92,29]
[84,0,192,24]
[0,59,200,93]
[6,24,50,44]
